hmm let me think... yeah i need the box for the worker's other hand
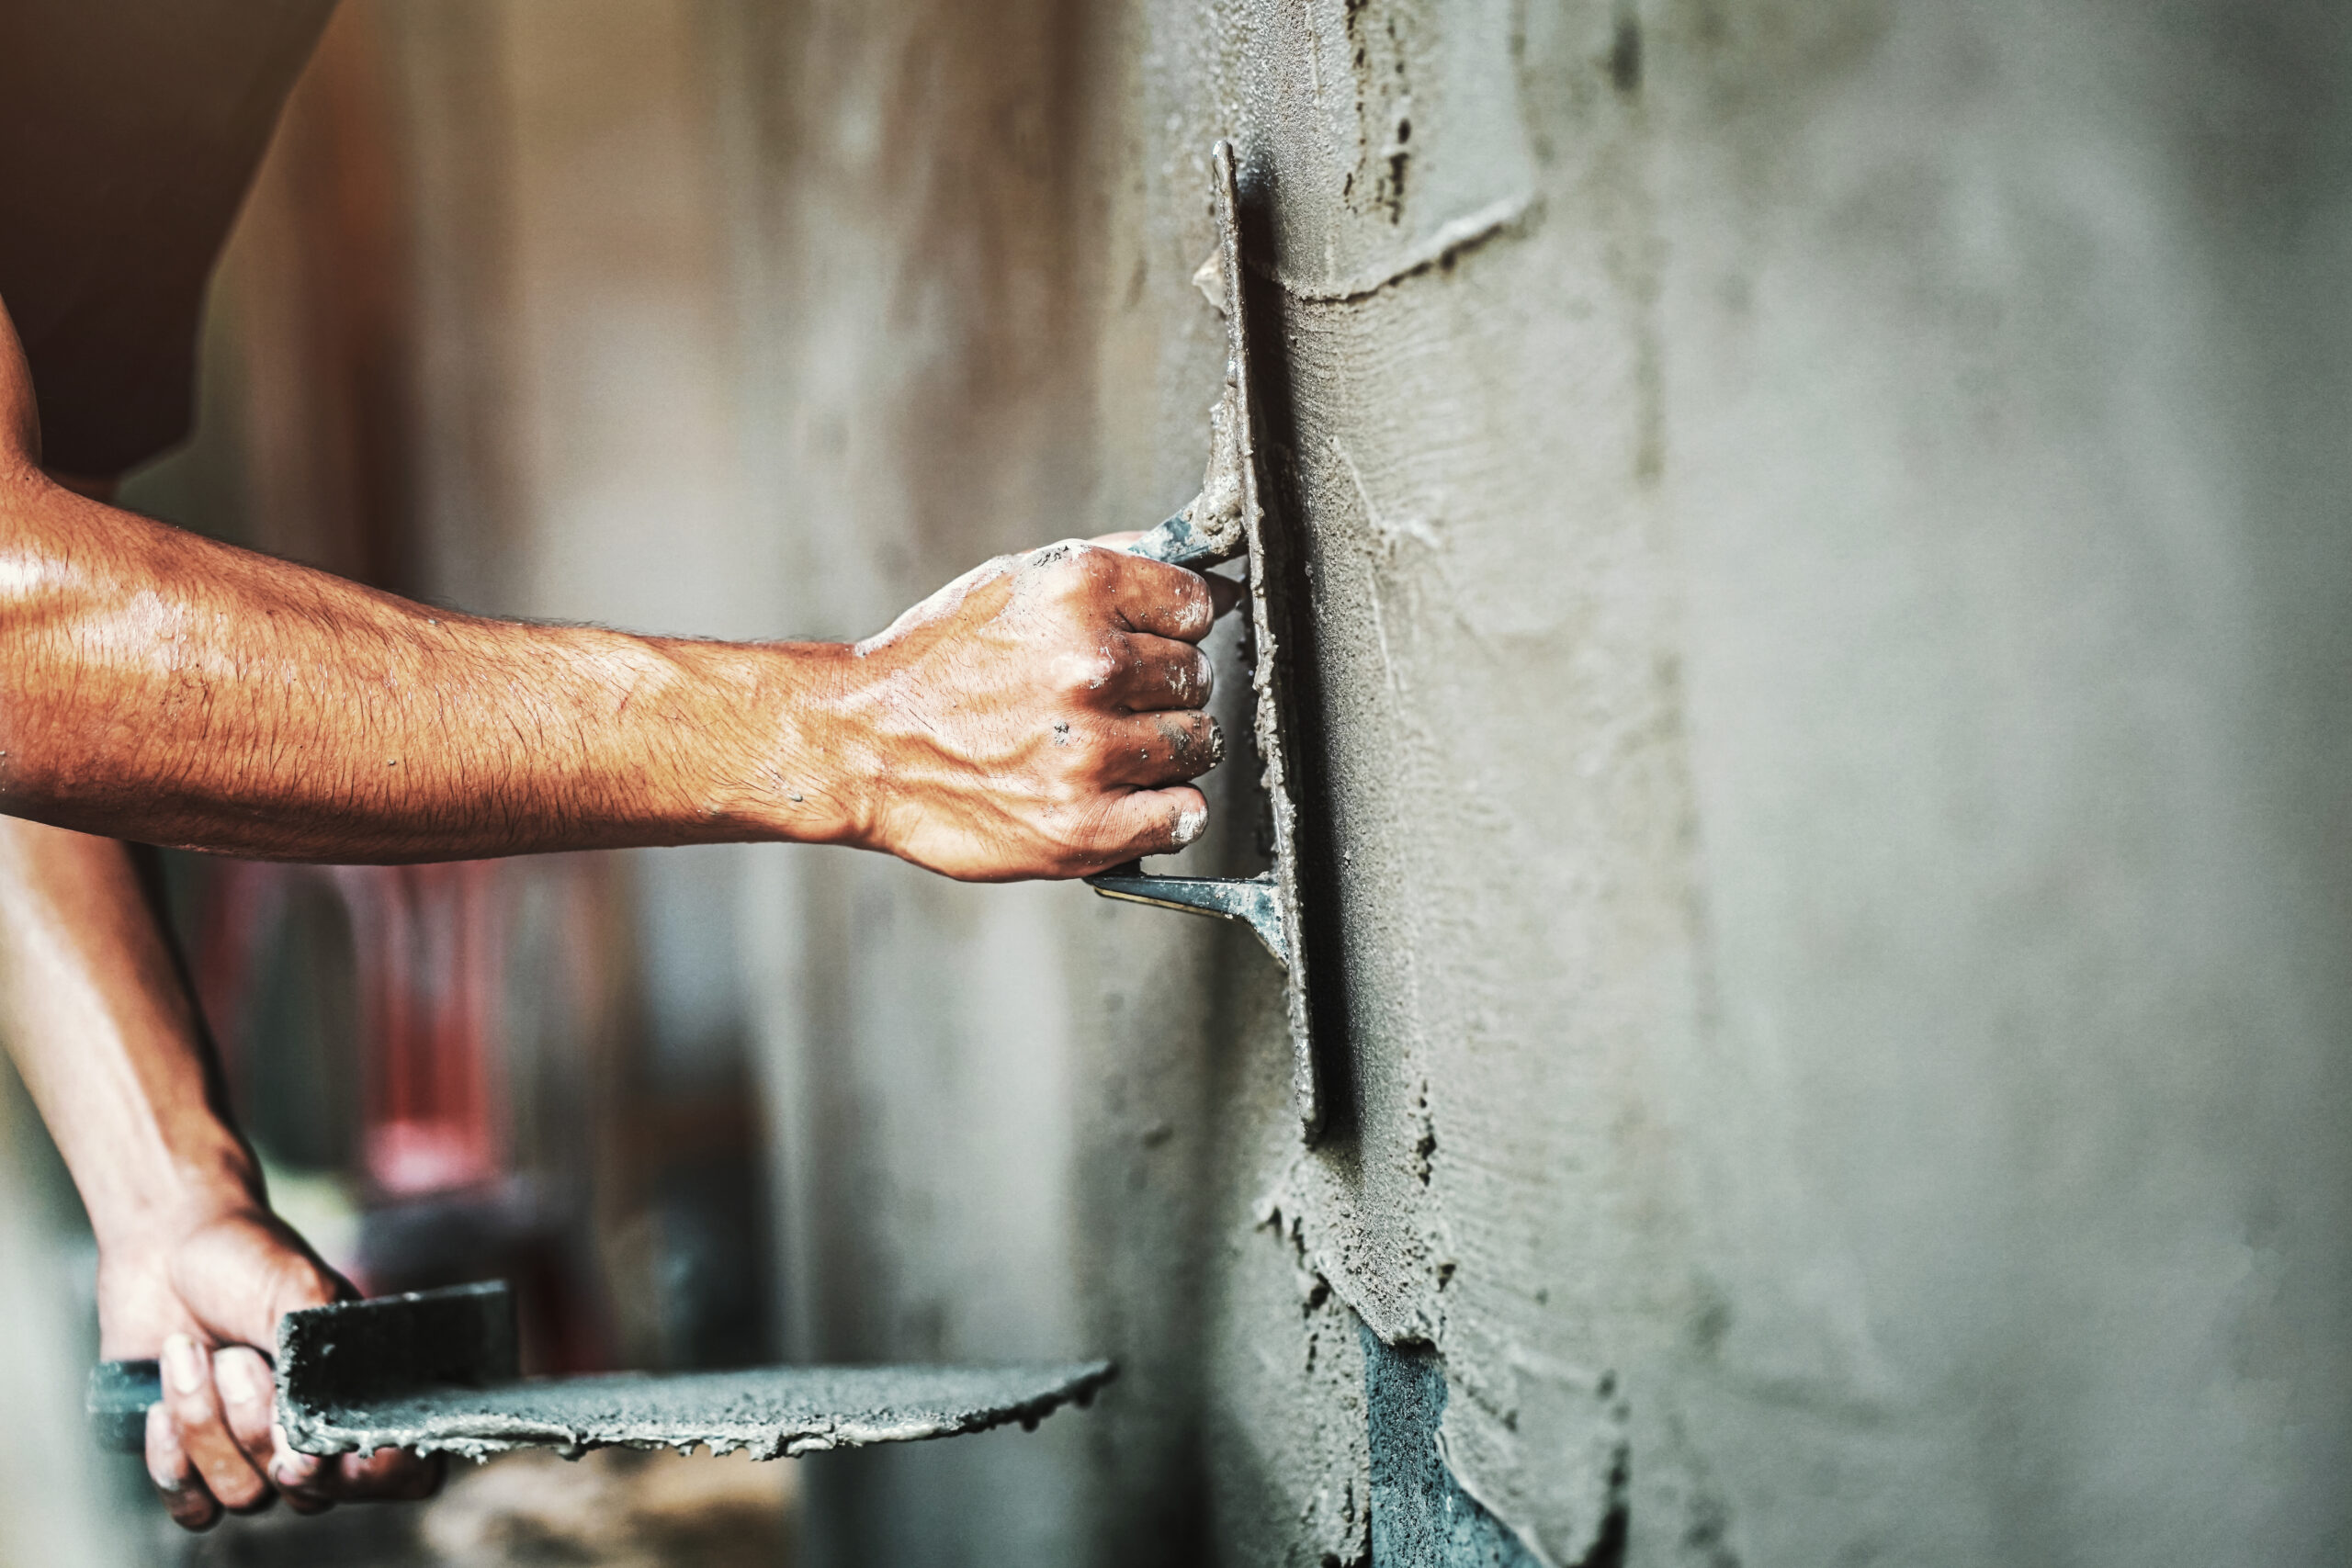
[96,1201,442,1531]
[839,538,1237,881]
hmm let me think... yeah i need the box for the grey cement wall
[707,1,2352,1563]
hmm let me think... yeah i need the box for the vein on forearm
[0,473,820,860]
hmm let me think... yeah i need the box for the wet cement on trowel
[283,1360,1116,1463]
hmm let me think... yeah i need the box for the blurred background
[3,3,801,1561]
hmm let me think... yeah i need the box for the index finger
[161,1335,271,1513]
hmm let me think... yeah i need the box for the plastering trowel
[89,1280,1111,1459]
[1091,141,1324,1139]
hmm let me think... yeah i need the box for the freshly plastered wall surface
[716,0,2352,1563]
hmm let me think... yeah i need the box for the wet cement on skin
[282,1359,1117,1464]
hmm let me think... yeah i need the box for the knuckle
[1061,644,1122,694]
[1075,728,1119,771]
[1041,542,1113,594]
[1085,806,1141,855]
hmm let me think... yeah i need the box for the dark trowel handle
[88,1359,162,1453]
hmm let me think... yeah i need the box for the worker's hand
[97,1200,443,1531]
[835,538,1237,881]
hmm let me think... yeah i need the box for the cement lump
[281,1359,1116,1464]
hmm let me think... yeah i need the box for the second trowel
[1090,141,1323,1141]
[89,1281,1112,1461]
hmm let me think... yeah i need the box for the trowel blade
[1098,141,1324,1139]
[273,1282,1113,1461]
[1208,141,1323,1139]
[89,1281,1114,1461]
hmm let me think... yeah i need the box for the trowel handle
[87,1359,162,1453]
[1125,511,1241,570]
[1092,509,1284,969]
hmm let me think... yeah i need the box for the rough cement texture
[695,0,2352,1563]
[269,1283,1111,1465]
[1200,961,1370,1568]
[283,1359,1115,1464]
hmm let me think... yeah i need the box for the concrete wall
[708,1,2352,1564]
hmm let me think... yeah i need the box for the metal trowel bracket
[1088,865,1285,965]
[89,1281,1114,1461]
[1090,141,1323,1140]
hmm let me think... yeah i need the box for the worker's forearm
[0,465,854,861]
[0,820,258,1249]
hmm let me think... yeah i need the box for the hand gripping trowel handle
[1088,142,1318,1138]
[1081,143,1307,1006]
[1090,513,1290,964]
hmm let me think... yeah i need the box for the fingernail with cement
[164,1335,207,1396]
[1172,805,1208,846]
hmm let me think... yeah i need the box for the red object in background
[191,856,616,1375]
[340,862,507,1197]
[195,861,507,1200]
